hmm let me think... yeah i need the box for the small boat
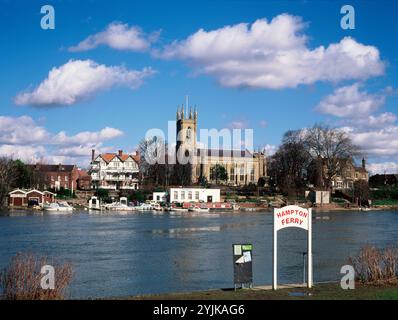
[170,207,189,212]
[188,207,210,213]
[135,203,153,210]
[43,201,74,213]
[102,202,135,211]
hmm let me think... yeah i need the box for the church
[175,106,267,186]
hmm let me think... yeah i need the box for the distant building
[175,107,267,186]
[89,149,140,190]
[369,174,398,187]
[27,163,79,191]
[308,157,369,190]
[8,189,55,207]
[153,192,167,203]
[77,169,92,191]
[169,187,220,203]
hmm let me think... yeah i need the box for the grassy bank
[126,282,398,300]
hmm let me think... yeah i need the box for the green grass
[122,282,398,300]
[373,199,398,205]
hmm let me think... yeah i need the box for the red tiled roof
[99,153,139,164]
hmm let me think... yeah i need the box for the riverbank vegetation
[0,252,73,300]
[349,246,398,283]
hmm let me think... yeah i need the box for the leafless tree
[0,157,18,209]
[138,136,174,187]
[304,124,360,189]
[268,130,311,196]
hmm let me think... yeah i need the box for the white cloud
[367,162,398,175]
[53,127,123,145]
[0,115,124,167]
[0,145,46,163]
[14,59,155,107]
[316,83,385,117]
[155,14,384,89]
[0,116,49,145]
[259,120,268,128]
[69,22,159,52]
[348,126,398,157]
[344,112,397,129]
[263,144,277,156]
[227,120,249,129]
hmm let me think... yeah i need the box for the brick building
[28,163,79,191]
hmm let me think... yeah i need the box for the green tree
[210,164,228,185]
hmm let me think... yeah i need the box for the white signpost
[273,205,312,290]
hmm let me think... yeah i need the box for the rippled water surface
[1,210,397,298]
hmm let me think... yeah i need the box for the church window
[187,127,192,140]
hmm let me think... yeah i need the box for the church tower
[176,104,197,158]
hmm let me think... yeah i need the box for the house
[8,189,55,207]
[27,163,79,191]
[308,157,369,190]
[77,169,92,190]
[169,187,220,203]
[369,174,398,188]
[153,192,167,203]
[89,149,140,190]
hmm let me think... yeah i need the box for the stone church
[175,106,267,186]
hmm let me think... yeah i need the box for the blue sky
[0,0,397,173]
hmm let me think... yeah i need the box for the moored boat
[43,201,74,213]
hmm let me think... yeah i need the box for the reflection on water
[0,210,397,298]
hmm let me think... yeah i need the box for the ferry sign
[273,205,313,290]
[274,205,310,231]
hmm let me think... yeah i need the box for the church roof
[196,148,257,158]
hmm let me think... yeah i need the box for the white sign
[273,205,312,290]
[274,205,310,231]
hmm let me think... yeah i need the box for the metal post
[273,208,277,290]
[302,252,306,284]
[307,208,313,288]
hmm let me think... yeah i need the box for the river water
[0,210,397,299]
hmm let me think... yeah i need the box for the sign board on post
[233,244,253,289]
[273,205,312,290]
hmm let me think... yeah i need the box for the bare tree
[304,124,360,189]
[268,130,311,196]
[138,136,174,187]
[0,157,17,208]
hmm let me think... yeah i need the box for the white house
[153,192,167,203]
[89,149,140,190]
[169,188,220,203]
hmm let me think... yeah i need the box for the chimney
[118,150,123,157]
[91,149,95,162]
[362,157,366,169]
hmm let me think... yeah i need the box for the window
[188,191,192,200]
[174,191,178,200]
[195,191,199,200]
[250,169,255,182]
[58,176,61,182]
[51,176,54,181]
[230,168,235,181]
[65,176,68,182]
[181,191,185,200]
[240,165,245,182]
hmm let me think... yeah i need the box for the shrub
[349,246,398,283]
[0,252,73,300]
